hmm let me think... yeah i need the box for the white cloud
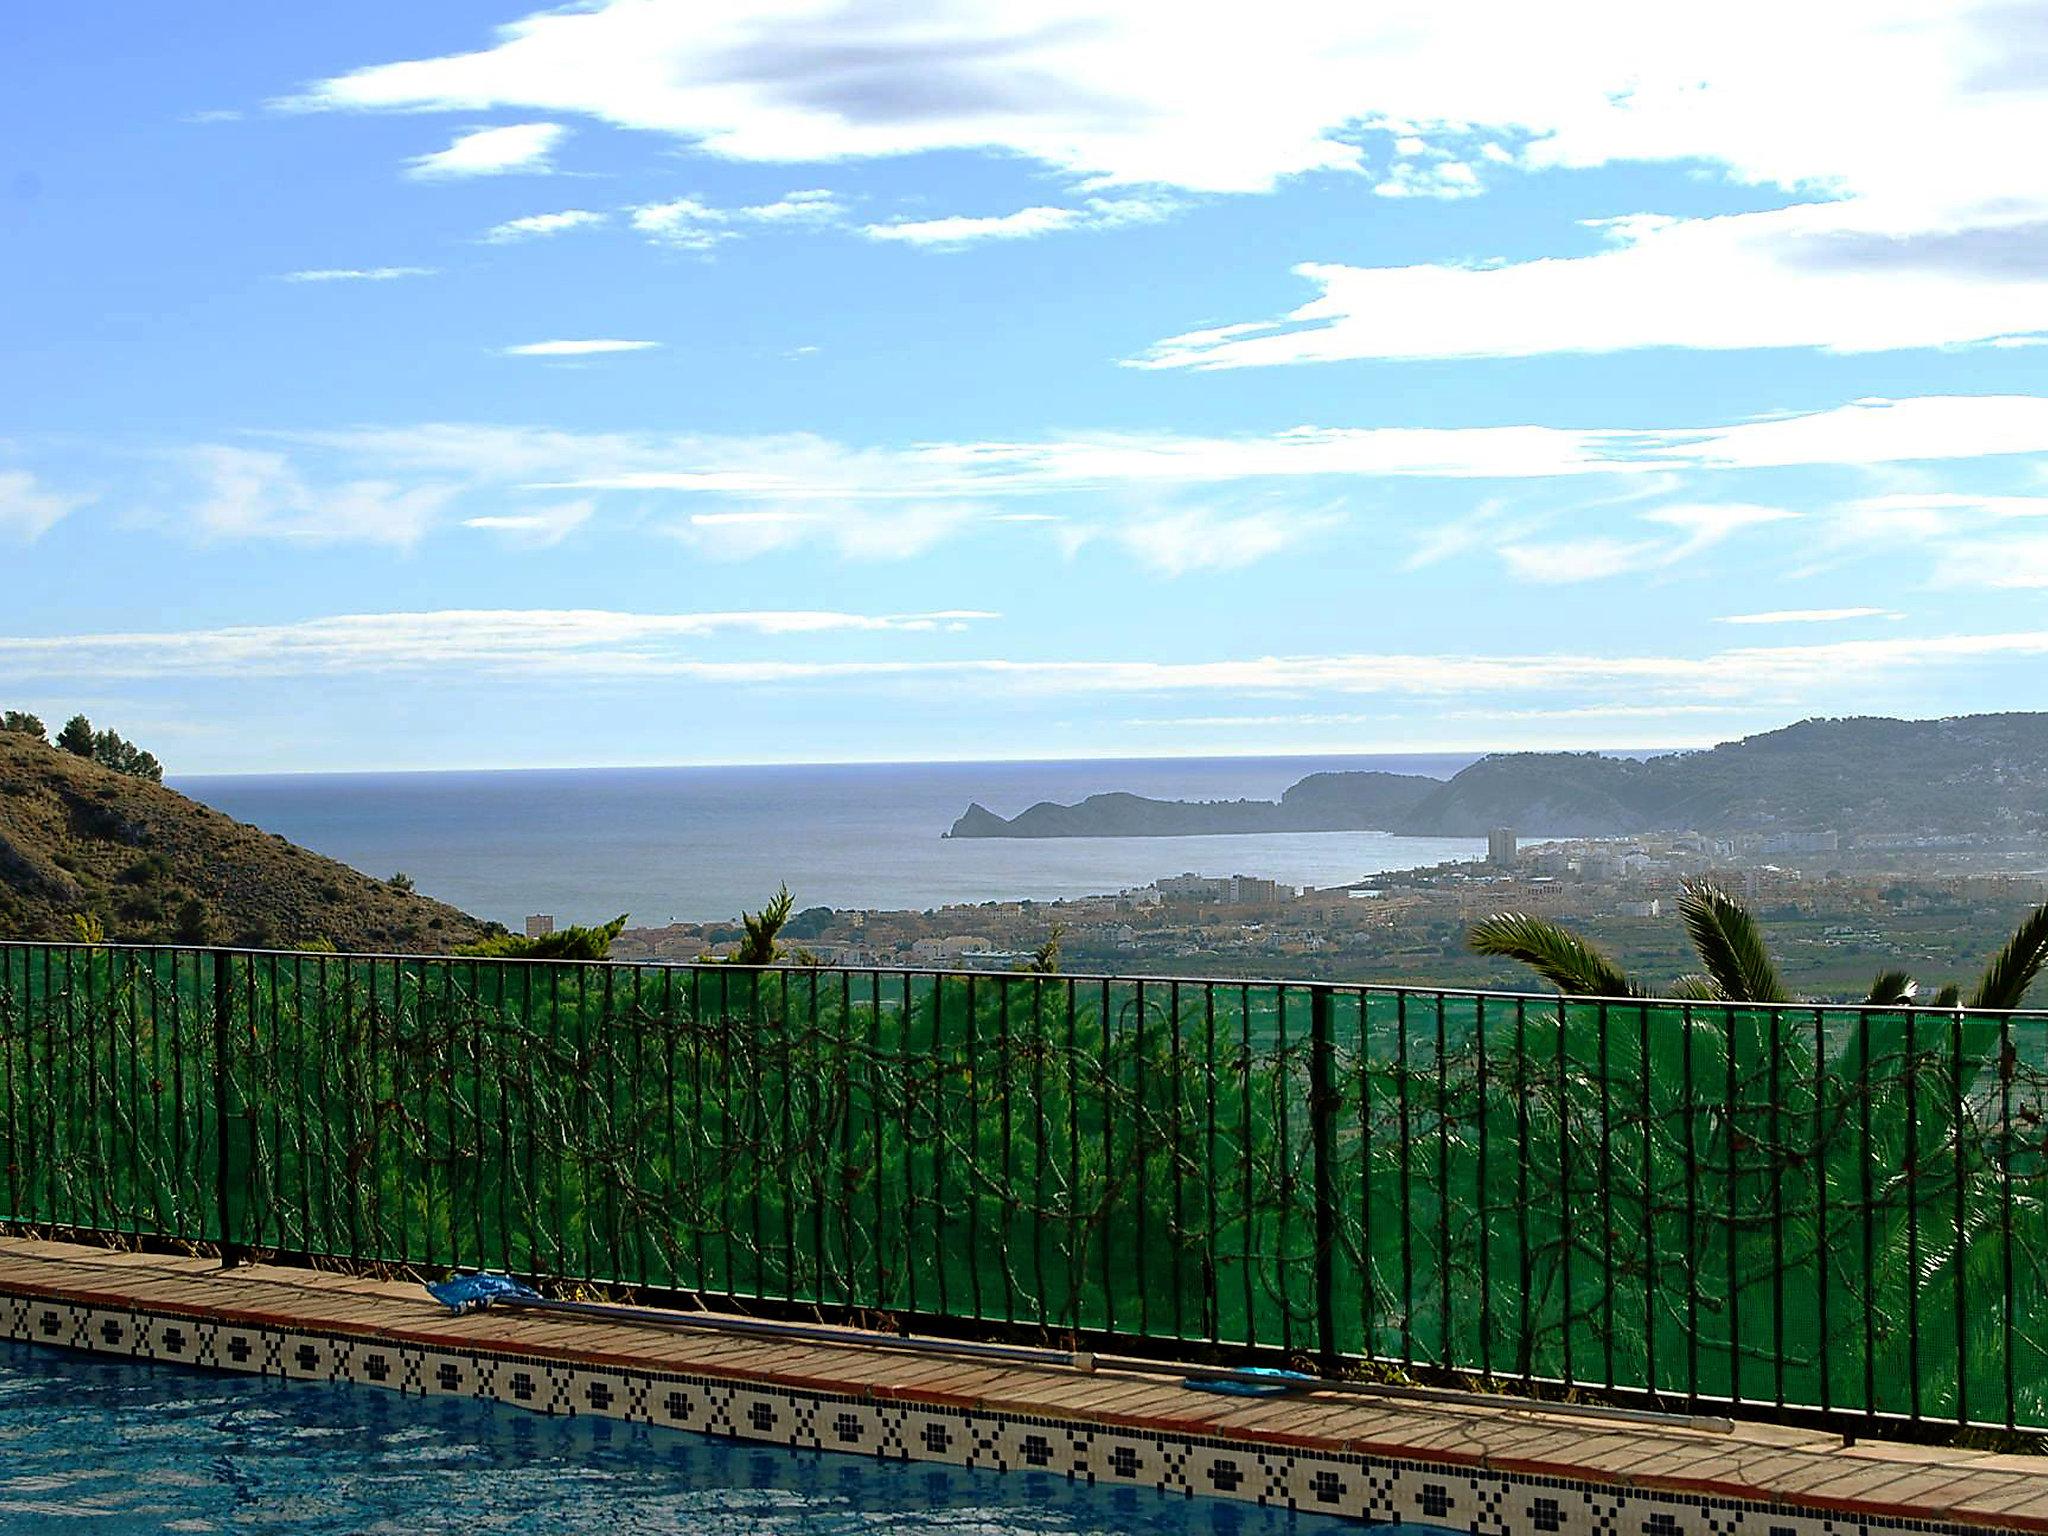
[1137,197,2048,367]
[630,188,847,249]
[461,501,594,546]
[406,122,562,178]
[1086,505,1343,576]
[1718,607,1901,625]
[864,206,1081,246]
[282,266,437,282]
[674,502,980,561]
[0,469,83,540]
[500,339,661,356]
[483,208,606,242]
[1497,502,1795,584]
[0,608,1004,680]
[200,394,2048,557]
[862,195,1174,246]
[300,2,2040,207]
[186,446,456,547]
[11,610,2048,716]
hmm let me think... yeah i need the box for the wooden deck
[0,1236,2041,1533]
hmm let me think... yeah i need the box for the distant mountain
[944,772,1439,838]
[0,729,484,949]
[946,714,2048,840]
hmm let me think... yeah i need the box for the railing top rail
[6,937,2048,1019]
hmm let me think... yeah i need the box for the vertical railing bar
[1999,1010,2016,1433]
[1859,1006,1876,1421]
[1906,1005,1922,1426]
[1275,985,1294,1355]
[211,948,235,1262]
[1064,977,1080,1336]
[1770,1004,1786,1412]
[1202,982,1219,1347]
[777,967,795,1304]
[1397,990,1414,1371]
[1134,978,1149,1341]
[1681,999,1699,1407]
[1951,1008,1968,1430]
[1511,996,1531,1389]
[1475,993,1492,1386]
[1236,983,1255,1350]
[1101,977,1115,1341]
[1556,995,1575,1391]
[1638,1000,1657,1400]
[1309,983,1338,1371]
[1598,997,1616,1393]
[1723,1001,1740,1411]
[1170,979,1186,1343]
[965,971,982,1324]
[1813,1006,1831,1418]
[1000,974,1016,1327]
[1359,989,1376,1367]
[1436,991,1452,1374]
[904,970,919,1323]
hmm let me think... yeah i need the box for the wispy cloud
[483,209,606,242]
[10,614,2048,718]
[1496,503,1795,585]
[500,339,660,356]
[158,394,2048,559]
[861,197,1174,248]
[0,609,1004,680]
[460,501,594,546]
[184,446,455,547]
[407,122,563,179]
[1718,607,1901,625]
[630,189,845,250]
[0,468,84,540]
[282,266,436,282]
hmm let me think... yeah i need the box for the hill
[944,771,1437,838]
[0,729,485,949]
[946,714,2048,840]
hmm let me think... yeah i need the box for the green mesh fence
[2,943,2045,1431]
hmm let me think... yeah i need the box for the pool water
[0,1341,1435,1533]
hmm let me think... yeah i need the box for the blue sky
[6,2,2048,773]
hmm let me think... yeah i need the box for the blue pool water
[0,1341,1426,1533]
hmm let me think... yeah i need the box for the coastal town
[613,827,2048,996]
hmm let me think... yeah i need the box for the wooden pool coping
[0,1236,2041,1533]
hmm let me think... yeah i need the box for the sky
[6,1,2048,774]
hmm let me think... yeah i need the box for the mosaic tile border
[0,1290,2024,1536]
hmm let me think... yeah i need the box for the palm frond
[734,882,795,966]
[1969,901,2048,1011]
[1676,878,1791,1004]
[1931,982,1962,1009]
[1864,969,1917,1007]
[1666,973,1725,1002]
[1468,913,1637,997]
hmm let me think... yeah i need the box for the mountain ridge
[946,713,2048,840]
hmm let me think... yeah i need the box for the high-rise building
[524,914,555,938]
[1487,828,1518,866]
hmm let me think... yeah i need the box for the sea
[173,755,1487,929]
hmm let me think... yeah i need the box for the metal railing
[2,940,2044,1435]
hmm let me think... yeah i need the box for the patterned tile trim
[0,1291,2029,1536]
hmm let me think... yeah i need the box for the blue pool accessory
[1180,1366,1314,1397]
[426,1272,544,1314]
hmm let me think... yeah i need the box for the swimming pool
[0,1340,1436,1533]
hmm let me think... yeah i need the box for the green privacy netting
[3,945,2044,1429]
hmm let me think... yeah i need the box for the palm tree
[1470,877,2048,1009]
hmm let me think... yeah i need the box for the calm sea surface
[174,756,1486,928]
